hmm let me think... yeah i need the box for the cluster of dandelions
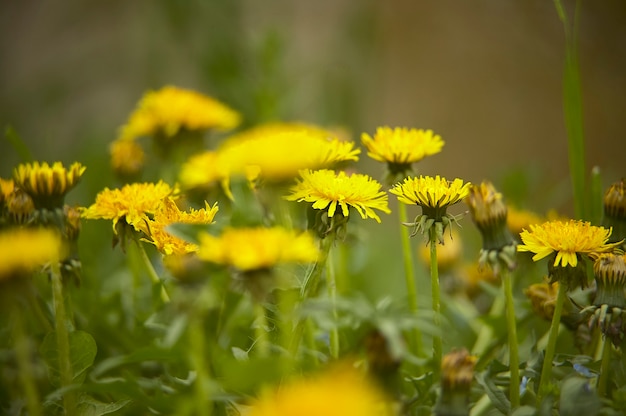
[2,84,626,416]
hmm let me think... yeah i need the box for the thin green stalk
[254,301,270,357]
[51,266,77,416]
[135,240,170,303]
[12,307,42,416]
[554,0,587,220]
[189,314,212,416]
[399,202,423,358]
[502,269,520,409]
[597,337,612,397]
[472,291,505,357]
[429,227,442,371]
[326,244,339,359]
[288,234,334,357]
[537,283,567,404]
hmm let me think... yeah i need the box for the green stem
[12,306,42,416]
[51,266,77,416]
[135,240,170,303]
[597,337,612,397]
[502,269,520,409]
[399,202,423,358]
[472,291,505,357]
[326,244,339,359]
[289,234,334,357]
[189,314,212,416]
[254,301,270,357]
[429,227,442,371]
[537,283,567,404]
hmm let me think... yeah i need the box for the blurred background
[1,0,624,214]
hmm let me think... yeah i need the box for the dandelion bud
[435,348,476,416]
[602,179,626,249]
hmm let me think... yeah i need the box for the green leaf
[4,125,33,162]
[558,377,600,416]
[77,396,131,416]
[475,371,511,415]
[511,405,538,416]
[40,330,98,387]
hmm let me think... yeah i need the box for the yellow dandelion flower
[178,151,225,190]
[13,162,86,207]
[361,126,444,166]
[0,228,65,281]
[81,181,177,233]
[197,227,319,271]
[220,122,360,181]
[249,365,392,416]
[285,169,391,223]
[143,198,219,256]
[507,205,544,237]
[390,175,471,209]
[118,85,241,141]
[110,139,145,178]
[517,220,622,268]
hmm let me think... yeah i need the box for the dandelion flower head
[517,219,622,268]
[118,86,241,141]
[197,226,319,271]
[13,161,86,205]
[220,122,360,182]
[361,126,444,165]
[0,228,65,281]
[81,181,178,233]
[285,169,391,223]
[390,175,471,209]
[249,365,392,416]
[109,139,145,178]
[144,198,219,256]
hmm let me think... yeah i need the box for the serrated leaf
[40,330,98,387]
[476,371,511,415]
[511,405,538,416]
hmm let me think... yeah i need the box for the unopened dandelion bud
[602,179,626,248]
[586,252,626,346]
[6,188,35,224]
[13,161,85,209]
[435,348,476,416]
[465,182,517,273]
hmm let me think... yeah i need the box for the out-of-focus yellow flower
[361,126,444,175]
[13,162,86,208]
[518,220,621,268]
[0,228,65,281]
[285,169,391,223]
[507,205,544,237]
[219,122,360,182]
[110,139,145,178]
[118,86,241,141]
[197,226,319,271]
[143,198,219,256]
[418,227,463,270]
[81,181,178,233]
[525,281,560,322]
[0,178,14,205]
[249,364,392,416]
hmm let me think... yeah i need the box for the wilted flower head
[13,162,86,209]
[361,126,444,180]
[249,364,392,416]
[435,349,477,416]
[118,85,241,142]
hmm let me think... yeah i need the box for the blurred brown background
[1,0,624,213]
